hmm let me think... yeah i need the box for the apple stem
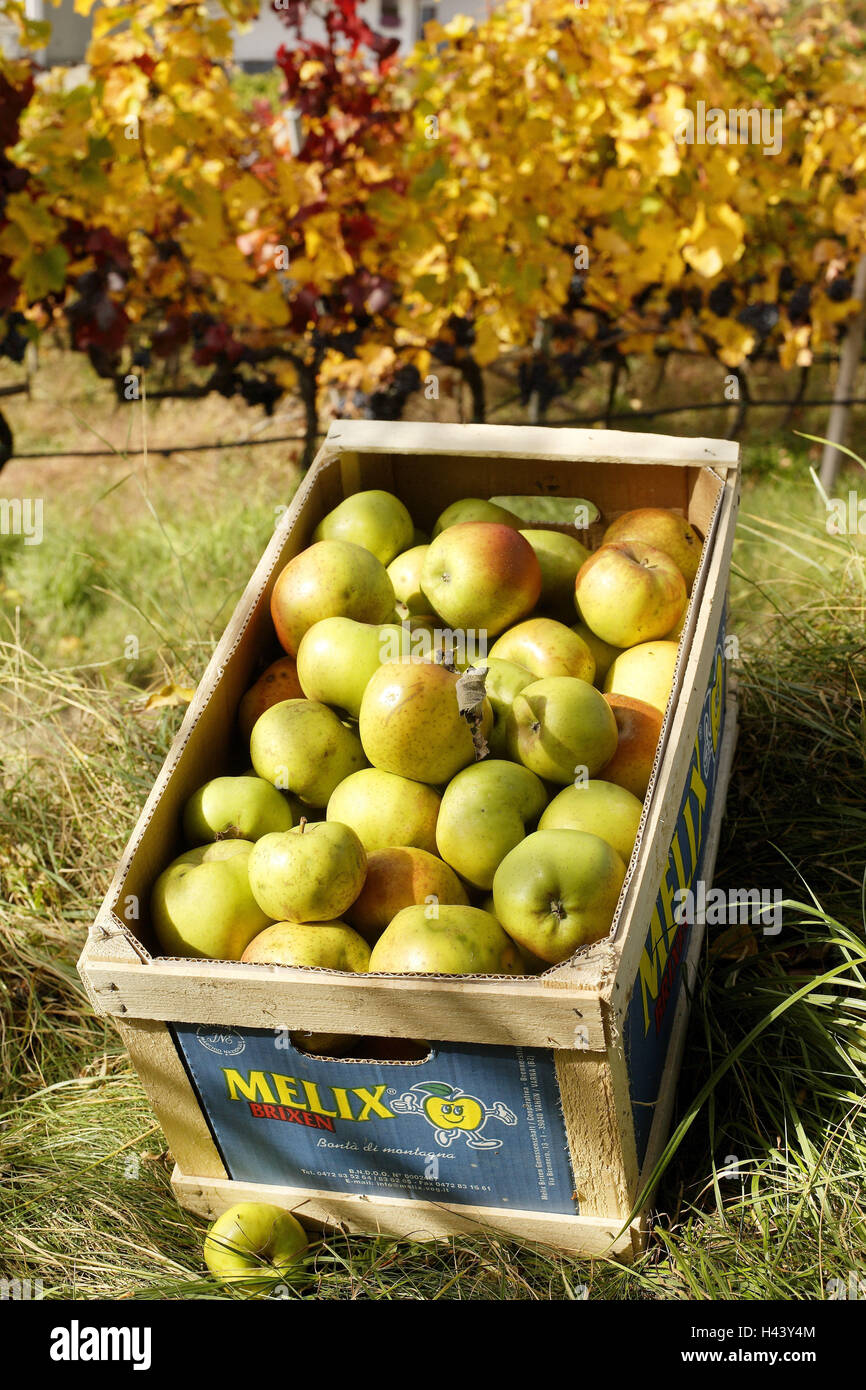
[299,817,307,834]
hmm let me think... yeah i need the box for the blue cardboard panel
[624,606,728,1165]
[172,1026,578,1215]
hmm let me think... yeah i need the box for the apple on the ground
[151,840,271,960]
[359,660,492,785]
[271,539,395,656]
[603,640,679,715]
[204,1203,307,1295]
[238,657,303,741]
[326,767,441,855]
[492,828,625,964]
[247,820,366,922]
[346,846,470,943]
[183,775,293,845]
[490,616,595,681]
[506,675,618,784]
[519,529,590,620]
[312,489,414,565]
[603,507,702,590]
[575,541,686,648]
[436,759,547,890]
[368,904,523,975]
[296,617,403,720]
[432,497,522,535]
[421,523,542,637]
[241,919,370,972]
[599,693,664,799]
[539,779,644,863]
[250,698,366,807]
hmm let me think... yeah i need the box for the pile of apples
[151,487,701,1020]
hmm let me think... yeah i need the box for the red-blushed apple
[326,768,441,855]
[313,489,414,564]
[247,820,366,922]
[575,541,686,648]
[421,523,542,637]
[603,507,703,590]
[599,693,664,799]
[489,616,595,681]
[345,847,470,943]
[436,759,547,890]
[539,779,644,863]
[368,904,523,975]
[432,497,522,535]
[238,657,303,741]
[492,829,626,964]
[270,539,395,656]
[241,919,370,972]
[506,675,618,784]
[603,640,679,715]
[359,659,492,785]
[204,1203,307,1295]
[519,529,590,619]
[150,840,272,960]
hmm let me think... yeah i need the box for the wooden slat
[171,1167,644,1260]
[83,955,606,1049]
[116,1019,228,1180]
[555,1049,639,1220]
[325,419,740,468]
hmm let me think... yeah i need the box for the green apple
[571,620,622,686]
[204,1203,307,1295]
[359,660,492,785]
[431,497,522,536]
[489,495,600,528]
[387,545,429,617]
[436,760,547,890]
[250,698,366,807]
[519,529,590,619]
[492,829,626,963]
[241,919,370,972]
[479,894,548,974]
[421,523,542,637]
[489,616,595,681]
[326,767,441,854]
[183,775,293,846]
[248,820,367,922]
[603,640,680,715]
[346,847,470,944]
[575,541,686,648]
[271,540,395,656]
[368,904,523,975]
[296,617,403,720]
[312,489,414,565]
[539,779,643,863]
[507,676,618,784]
[476,657,533,756]
[151,840,271,960]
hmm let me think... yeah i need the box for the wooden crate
[78,422,740,1259]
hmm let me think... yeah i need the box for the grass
[1,414,865,1299]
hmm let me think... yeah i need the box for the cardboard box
[78,422,740,1258]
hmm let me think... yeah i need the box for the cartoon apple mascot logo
[391,1082,517,1149]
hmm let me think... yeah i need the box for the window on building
[380,0,400,28]
[418,2,438,39]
